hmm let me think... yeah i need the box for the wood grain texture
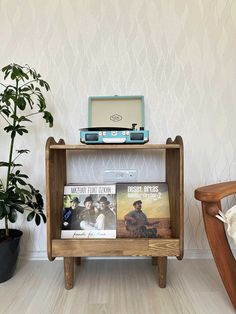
[52,239,180,257]
[1,260,235,314]
[157,256,167,288]
[195,181,236,203]
[46,136,184,289]
[75,257,81,265]
[152,257,158,265]
[166,136,184,260]
[49,144,181,150]
[64,257,74,289]
[46,137,66,261]
[201,201,236,310]
[195,182,236,310]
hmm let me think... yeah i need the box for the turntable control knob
[132,123,137,130]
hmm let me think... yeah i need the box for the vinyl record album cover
[116,183,171,238]
[61,185,116,239]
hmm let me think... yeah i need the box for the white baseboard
[20,248,236,261]
[19,251,49,260]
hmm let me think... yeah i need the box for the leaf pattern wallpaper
[0,0,235,258]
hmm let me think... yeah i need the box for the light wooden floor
[0,259,234,314]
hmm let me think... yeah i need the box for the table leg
[152,257,158,265]
[64,257,74,289]
[75,257,81,266]
[157,256,167,288]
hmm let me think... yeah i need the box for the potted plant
[0,63,53,282]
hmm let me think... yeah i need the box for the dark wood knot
[206,203,220,216]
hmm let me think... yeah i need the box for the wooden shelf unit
[45,136,184,289]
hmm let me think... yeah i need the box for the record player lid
[88,95,145,129]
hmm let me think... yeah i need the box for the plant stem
[25,112,40,118]
[0,179,5,190]
[20,79,37,89]
[5,79,19,236]
[0,112,10,125]
[4,217,9,236]
[12,153,21,163]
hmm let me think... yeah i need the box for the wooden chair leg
[64,257,74,290]
[202,202,236,310]
[152,257,158,265]
[157,256,167,288]
[75,257,81,266]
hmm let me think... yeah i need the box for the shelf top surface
[49,144,181,150]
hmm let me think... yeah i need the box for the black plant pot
[0,229,23,283]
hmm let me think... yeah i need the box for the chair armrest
[195,181,236,203]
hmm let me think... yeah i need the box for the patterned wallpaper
[0,0,235,258]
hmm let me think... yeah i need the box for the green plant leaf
[3,68,11,80]
[38,96,46,111]
[35,191,44,208]
[16,97,26,110]
[17,178,27,185]
[18,173,29,179]
[1,88,16,105]
[2,64,12,73]
[8,208,17,223]
[39,211,47,223]
[42,111,53,127]
[22,93,34,108]
[0,162,10,167]
[12,163,23,167]
[0,106,11,116]
[20,86,31,92]
[11,67,20,80]
[0,202,9,215]
[13,204,24,213]
[0,201,8,219]
[15,125,28,136]
[35,213,41,225]
[18,116,32,123]
[26,201,34,209]
[4,125,14,133]
[22,72,29,80]
[27,211,35,221]
[14,171,29,179]
[16,149,30,154]
[10,114,19,120]
[16,188,31,197]
[39,80,44,87]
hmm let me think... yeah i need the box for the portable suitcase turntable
[80,95,149,144]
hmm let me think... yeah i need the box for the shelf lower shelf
[51,238,180,257]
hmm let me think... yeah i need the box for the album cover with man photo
[116,183,171,238]
[61,184,116,239]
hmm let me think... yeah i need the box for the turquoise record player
[80,95,149,144]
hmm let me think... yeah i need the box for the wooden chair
[195,181,236,310]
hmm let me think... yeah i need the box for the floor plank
[0,259,234,314]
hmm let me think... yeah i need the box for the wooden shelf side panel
[46,137,67,261]
[166,136,184,260]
